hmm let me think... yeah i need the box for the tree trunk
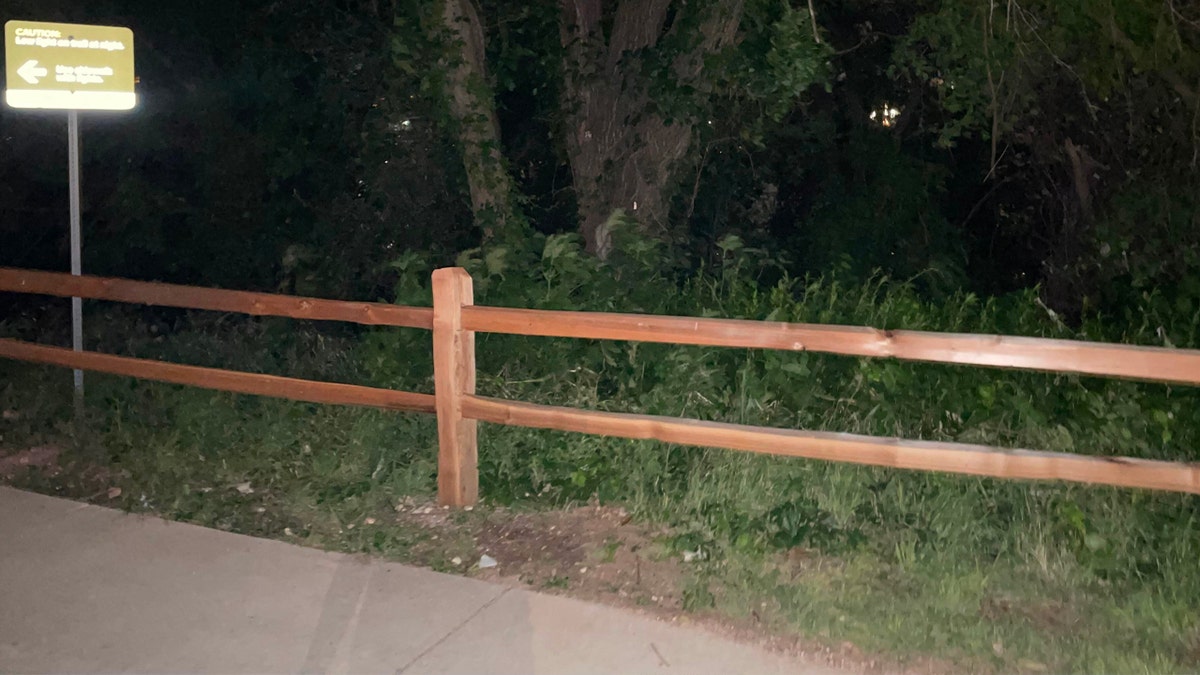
[559,0,744,258]
[441,0,520,243]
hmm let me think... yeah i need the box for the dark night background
[2,0,1196,327]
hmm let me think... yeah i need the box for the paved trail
[0,487,845,674]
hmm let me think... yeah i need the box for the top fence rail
[6,267,1200,386]
[0,267,433,330]
[462,306,1200,386]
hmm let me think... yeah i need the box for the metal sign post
[68,110,83,408]
[4,19,136,414]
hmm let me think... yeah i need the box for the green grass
[702,544,1198,672]
[0,309,444,561]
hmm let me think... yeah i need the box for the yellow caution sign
[4,20,135,111]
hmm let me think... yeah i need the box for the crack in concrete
[394,586,512,674]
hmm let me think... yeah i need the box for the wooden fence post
[432,267,478,506]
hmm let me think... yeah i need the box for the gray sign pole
[68,109,83,412]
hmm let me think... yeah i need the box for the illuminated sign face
[4,20,135,111]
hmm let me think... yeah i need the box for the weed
[682,578,716,611]
[597,538,622,563]
[542,575,570,590]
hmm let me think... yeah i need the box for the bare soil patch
[0,445,62,481]
[472,504,686,611]
[396,499,686,611]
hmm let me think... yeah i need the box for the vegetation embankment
[4,233,1199,672]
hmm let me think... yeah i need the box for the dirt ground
[0,444,61,481]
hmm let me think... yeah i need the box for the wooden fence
[2,265,1198,505]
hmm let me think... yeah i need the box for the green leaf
[781,362,810,377]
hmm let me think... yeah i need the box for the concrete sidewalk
[0,487,840,674]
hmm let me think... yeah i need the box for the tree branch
[807,0,822,44]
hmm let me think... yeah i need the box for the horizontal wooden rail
[0,267,433,329]
[462,395,1200,494]
[0,339,436,414]
[463,306,1200,386]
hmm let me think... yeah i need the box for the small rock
[479,554,498,569]
[235,481,254,495]
[451,556,463,566]
[284,527,295,536]
[106,486,122,499]
[254,506,266,513]
[2,409,19,420]
[464,505,473,511]
[579,567,588,574]
[682,549,706,562]
[364,517,377,525]
[347,523,356,529]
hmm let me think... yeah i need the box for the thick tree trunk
[441,0,519,243]
[559,0,744,258]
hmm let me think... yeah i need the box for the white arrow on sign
[17,59,49,85]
